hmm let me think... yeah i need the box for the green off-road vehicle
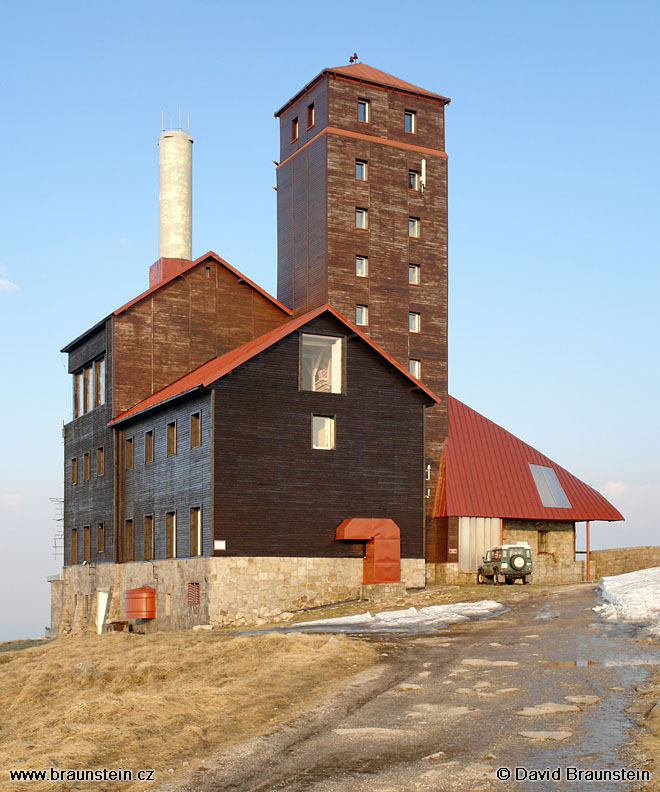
[477,543,532,585]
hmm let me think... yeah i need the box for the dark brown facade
[276,67,449,522]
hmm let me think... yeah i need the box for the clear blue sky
[1,0,658,640]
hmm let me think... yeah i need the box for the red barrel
[125,586,156,619]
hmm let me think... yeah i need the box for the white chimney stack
[158,129,193,260]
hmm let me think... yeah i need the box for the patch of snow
[291,600,508,634]
[597,567,660,636]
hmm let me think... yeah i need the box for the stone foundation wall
[53,556,427,634]
[591,546,660,579]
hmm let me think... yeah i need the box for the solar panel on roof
[529,464,572,508]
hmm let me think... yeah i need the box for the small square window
[405,110,416,133]
[357,98,370,123]
[409,359,421,379]
[71,458,78,485]
[307,102,315,128]
[145,430,154,464]
[300,334,343,393]
[355,304,368,326]
[167,422,177,456]
[312,415,335,450]
[355,159,367,181]
[355,207,368,229]
[97,446,104,476]
[409,170,420,191]
[97,522,104,554]
[190,412,201,449]
[291,117,299,142]
[409,312,421,333]
[83,452,90,481]
[355,255,368,277]
[409,217,420,238]
[409,264,420,285]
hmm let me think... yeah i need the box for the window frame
[355,255,368,278]
[409,216,420,238]
[190,411,201,449]
[167,421,177,457]
[97,522,105,555]
[409,311,421,333]
[355,159,368,181]
[355,304,369,326]
[190,506,202,557]
[307,102,315,129]
[125,436,134,469]
[357,98,370,123]
[311,414,336,451]
[71,457,78,486]
[299,333,345,394]
[145,429,154,464]
[291,116,299,142]
[409,264,420,285]
[404,110,417,134]
[409,359,421,379]
[97,446,104,476]
[409,169,420,191]
[355,207,368,229]
[166,511,177,559]
[83,451,90,481]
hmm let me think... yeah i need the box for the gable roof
[275,62,450,117]
[434,396,623,523]
[109,304,441,426]
[61,251,290,353]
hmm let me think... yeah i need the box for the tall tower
[275,62,450,516]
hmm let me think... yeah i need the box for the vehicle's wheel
[505,576,515,585]
[509,554,526,572]
[477,572,484,584]
[493,571,502,585]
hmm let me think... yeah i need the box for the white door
[458,517,501,572]
[97,591,109,634]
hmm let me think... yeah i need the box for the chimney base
[149,257,191,288]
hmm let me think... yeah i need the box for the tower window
[355,207,368,229]
[409,217,420,238]
[355,255,368,277]
[71,458,78,485]
[355,159,368,181]
[409,312,421,333]
[83,452,90,481]
[409,359,421,379]
[409,170,420,191]
[355,304,368,326]
[307,102,315,128]
[312,415,335,450]
[291,117,299,142]
[97,446,104,476]
[357,98,370,123]
[405,110,417,133]
[409,264,420,285]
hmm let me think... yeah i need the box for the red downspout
[586,521,591,582]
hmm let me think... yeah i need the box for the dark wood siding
[278,78,328,163]
[118,392,212,561]
[212,314,429,559]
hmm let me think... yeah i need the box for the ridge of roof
[434,396,624,523]
[109,304,440,426]
[275,62,450,117]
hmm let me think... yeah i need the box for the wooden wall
[212,313,430,559]
[112,259,288,416]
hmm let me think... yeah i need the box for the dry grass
[0,631,377,791]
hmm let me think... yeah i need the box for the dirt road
[166,584,660,792]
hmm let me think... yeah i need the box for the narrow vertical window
[83,452,90,480]
[166,512,177,558]
[404,110,416,133]
[71,527,78,565]
[312,415,335,450]
[409,217,420,238]
[71,458,78,485]
[190,412,201,448]
[97,522,105,554]
[357,98,370,123]
[409,170,420,190]
[355,255,368,277]
[83,366,93,413]
[190,507,202,556]
[538,530,549,553]
[307,102,315,128]
[355,304,368,326]
[94,357,105,407]
[125,437,134,469]
[355,159,367,181]
[83,525,90,562]
[167,422,177,456]
[409,264,420,285]
[187,582,201,606]
[145,430,154,463]
[409,359,421,379]
[123,519,134,562]
[144,515,154,561]
[409,312,421,333]
[73,373,82,418]
[97,446,104,476]
[291,116,299,142]
[355,207,368,229]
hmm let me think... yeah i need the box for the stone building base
[50,556,427,635]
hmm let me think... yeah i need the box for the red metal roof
[275,62,450,117]
[434,396,623,522]
[113,251,291,317]
[109,304,440,426]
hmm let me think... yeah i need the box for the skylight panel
[529,464,571,509]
